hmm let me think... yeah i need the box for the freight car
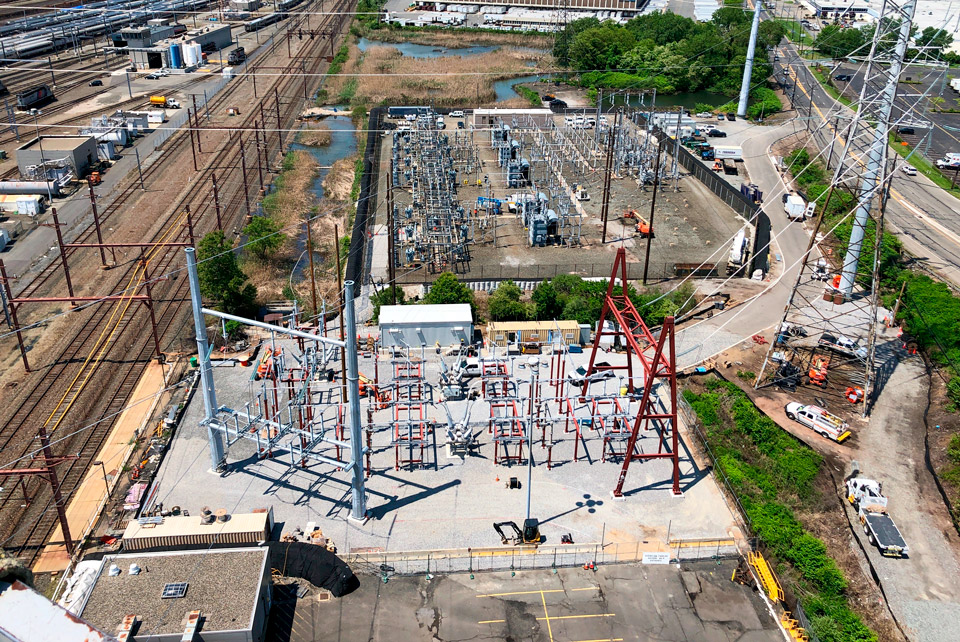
[244,12,288,32]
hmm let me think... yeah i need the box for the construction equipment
[624,209,652,237]
[494,519,541,546]
[807,354,829,388]
[846,474,908,557]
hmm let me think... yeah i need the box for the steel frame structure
[579,247,681,496]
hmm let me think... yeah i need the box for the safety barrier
[345,537,743,577]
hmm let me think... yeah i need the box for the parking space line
[477,619,506,624]
[540,590,555,642]
[477,613,616,625]
[476,587,596,598]
[570,638,623,642]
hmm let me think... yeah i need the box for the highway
[774,39,960,287]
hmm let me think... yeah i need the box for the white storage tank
[183,43,201,67]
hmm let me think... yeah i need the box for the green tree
[424,271,476,317]
[370,285,405,323]
[488,280,530,322]
[758,20,787,50]
[243,216,284,260]
[814,25,866,59]
[196,231,258,317]
[568,24,636,71]
[532,281,563,320]
[553,17,601,66]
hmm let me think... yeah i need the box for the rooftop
[379,303,473,325]
[80,548,268,637]
[17,136,94,152]
[121,511,271,548]
[0,581,110,641]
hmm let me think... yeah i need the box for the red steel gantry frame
[580,248,681,497]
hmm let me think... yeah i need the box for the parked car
[717,113,725,120]
[695,111,713,118]
[897,126,914,135]
[707,129,727,138]
[88,79,103,87]
[145,73,159,80]
[726,112,737,121]
[834,74,852,82]
[900,164,917,176]
[450,110,464,117]
[457,121,464,129]
[819,333,867,359]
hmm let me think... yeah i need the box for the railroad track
[0,0,354,562]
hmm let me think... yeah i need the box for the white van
[450,110,464,117]
[785,402,851,442]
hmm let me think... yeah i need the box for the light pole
[92,460,110,499]
[30,109,54,204]
[526,356,540,521]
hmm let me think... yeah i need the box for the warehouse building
[16,135,98,180]
[77,547,271,642]
[129,24,232,70]
[379,303,474,348]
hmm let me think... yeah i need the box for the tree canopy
[242,216,285,260]
[555,11,784,97]
[425,272,476,317]
[196,231,258,318]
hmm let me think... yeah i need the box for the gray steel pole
[185,247,226,472]
[344,280,367,521]
[839,1,916,295]
[737,0,762,118]
[526,357,538,521]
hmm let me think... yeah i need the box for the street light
[92,460,110,499]
[29,108,54,205]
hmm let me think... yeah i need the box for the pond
[493,74,545,102]
[356,37,497,58]
[286,114,358,278]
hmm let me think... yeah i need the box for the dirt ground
[297,125,332,147]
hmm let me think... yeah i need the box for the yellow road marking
[477,613,616,625]
[476,587,597,598]
[571,639,623,642]
[540,591,555,642]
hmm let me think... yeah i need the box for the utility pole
[643,139,664,285]
[212,172,222,231]
[737,0,763,118]
[304,216,318,316]
[238,132,250,215]
[599,122,615,243]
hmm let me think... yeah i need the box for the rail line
[0,0,353,562]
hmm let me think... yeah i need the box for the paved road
[774,40,960,287]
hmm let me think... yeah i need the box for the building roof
[17,136,94,152]
[121,511,270,544]
[0,580,111,641]
[473,108,553,116]
[379,303,473,326]
[79,548,268,636]
[487,320,581,331]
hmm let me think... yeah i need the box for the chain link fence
[345,537,742,578]
[396,261,717,285]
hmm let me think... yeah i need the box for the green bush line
[684,379,876,642]
[514,84,542,107]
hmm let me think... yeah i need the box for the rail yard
[2,2,960,642]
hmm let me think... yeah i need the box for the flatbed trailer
[859,506,908,557]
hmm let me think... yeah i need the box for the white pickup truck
[784,402,851,442]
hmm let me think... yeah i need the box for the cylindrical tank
[0,181,59,196]
[183,43,199,66]
[169,43,182,68]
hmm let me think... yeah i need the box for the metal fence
[395,261,717,285]
[345,537,742,577]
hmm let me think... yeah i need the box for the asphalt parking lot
[268,560,783,641]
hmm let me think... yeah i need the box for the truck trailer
[726,227,749,276]
[846,475,908,557]
[713,145,743,160]
[149,95,181,109]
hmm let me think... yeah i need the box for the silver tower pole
[839,0,916,295]
[737,0,762,119]
[344,280,367,521]
[185,247,226,472]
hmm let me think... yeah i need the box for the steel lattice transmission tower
[755,0,919,414]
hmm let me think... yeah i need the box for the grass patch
[888,132,960,196]
[811,68,857,110]
[297,125,332,147]
[685,378,876,642]
[514,84,542,107]
[774,19,815,46]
